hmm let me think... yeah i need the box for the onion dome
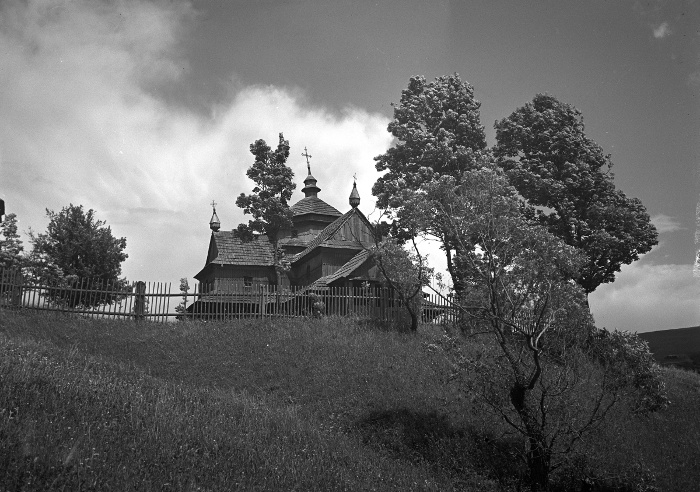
[349,179,360,208]
[209,201,220,232]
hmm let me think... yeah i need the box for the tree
[371,238,432,332]
[28,204,128,308]
[0,212,24,305]
[419,166,667,490]
[175,277,190,320]
[372,74,487,291]
[236,133,296,287]
[0,213,24,271]
[494,94,658,294]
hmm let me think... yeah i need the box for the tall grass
[1,310,699,491]
[573,365,700,492]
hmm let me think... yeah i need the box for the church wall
[292,250,324,286]
[291,248,365,286]
[291,214,338,238]
[321,249,361,277]
[332,215,374,246]
[353,261,382,282]
[199,264,276,291]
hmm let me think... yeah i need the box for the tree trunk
[407,304,419,332]
[527,435,551,492]
[272,240,281,315]
[510,383,551,491]
[272,242,281,287]
[444,247,464,294]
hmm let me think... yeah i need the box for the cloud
[652,21,671,39]
[650,213,685,234]
[588,262,700,333]
[417,224,700,333]
[689,70,700,87]
[695,200,700,277]
[0,0,392,284]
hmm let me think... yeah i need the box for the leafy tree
[307,292,325,318]
[0,213,24,271]
[372,74,487,290]
[419,166,667,491]
[494,94,658,294]
[236,133,296,287]
[0,212,24,305]
[28,204,128,308]
[175,277,190,320]
[371,238,432,332]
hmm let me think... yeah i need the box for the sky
[1,0,698,332]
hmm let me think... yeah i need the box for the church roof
[310,249,372,288]
[292,207,373,263]
[290,196,342,217]
[209,231,274,266]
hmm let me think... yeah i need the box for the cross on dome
[209,199,220,232]
[301,147,312,175]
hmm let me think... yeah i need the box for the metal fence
[0,269,459,325]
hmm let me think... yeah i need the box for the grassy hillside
[639,325,700,372]
[1,311,699,491]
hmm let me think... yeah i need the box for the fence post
[11,270,23,309]
[134,281,146,321]
[258,286,264,319]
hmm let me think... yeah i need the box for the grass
[1,311,699,491]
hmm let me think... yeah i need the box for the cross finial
[301,146,312,174]
[353,173,357,182]
[209,199,221,232]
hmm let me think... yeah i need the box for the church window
[244,276,253,287]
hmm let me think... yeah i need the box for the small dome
[301,146,321,198]
[349,180,360,208]
[209,203,221,232]
[302,172,321,198]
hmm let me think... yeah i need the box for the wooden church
[192,155,384,313]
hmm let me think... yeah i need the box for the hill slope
[2,311,700,491]
[639,325,700,371]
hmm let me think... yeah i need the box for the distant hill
[639,326,700,372]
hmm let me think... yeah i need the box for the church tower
[287,147,342,244]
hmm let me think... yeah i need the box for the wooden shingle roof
[290,197,342,217]
[292,209,353,262]
[292,207,374,263]
[210,231,274,266]
[310,250,372,288]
